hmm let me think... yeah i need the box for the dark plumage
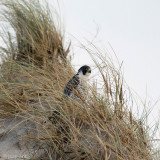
[78,65,91,74]
[64,74,80,96]
[63,65,91,97]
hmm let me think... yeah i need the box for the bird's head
[78,65,91,80]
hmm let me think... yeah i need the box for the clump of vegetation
[0,0,155,159]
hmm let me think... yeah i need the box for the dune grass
[0,0,157,159]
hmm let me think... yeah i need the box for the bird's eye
[87,68,91,73]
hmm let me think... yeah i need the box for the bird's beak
[88,70,91,73]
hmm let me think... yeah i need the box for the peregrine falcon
[64,65,91,100]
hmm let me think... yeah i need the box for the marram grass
[0,0,158,159]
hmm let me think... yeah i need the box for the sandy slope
[0,116,43,160]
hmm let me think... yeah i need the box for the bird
[63,65,91,101]
[48,65,91,122]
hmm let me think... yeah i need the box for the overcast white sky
[0,0,159,137]
[49,0,160,130]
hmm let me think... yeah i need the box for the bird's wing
[64,74,80,96]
